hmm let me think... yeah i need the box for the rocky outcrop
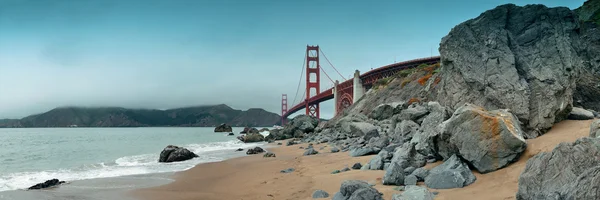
[265,115,319,140]
[591,119,600,138]
[517,137,600,199]
[27,179,66,190]
[246,147,265,155]
[214,123,232,132]
[437,4,589,138]
[158,145,198,163]
[391,186,435,200]
[240,127,259,134]
[332,180,383,200]
[237,133,265,143]
[425,155,476,189]
[437,104,527,173]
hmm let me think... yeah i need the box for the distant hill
[0,104,282,128]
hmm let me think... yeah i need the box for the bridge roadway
[283,56,441,119]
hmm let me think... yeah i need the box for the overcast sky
[0,0,585,119]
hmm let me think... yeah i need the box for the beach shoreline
[129,120,594,200]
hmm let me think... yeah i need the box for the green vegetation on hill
[1,104,281,128]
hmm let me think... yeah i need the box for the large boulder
[568,107,595,120]
[397,104,429,122]
[591,119,600,138]
[424,154,476,189]
[214,123,232,132]
[561,166,600,200]
[392,120,419,144]
[27,179,66,190]
[382,162,404,186]
[437,4,584,138]
[343,122,379,140]
[516,137,600,200]
[370,102,404,120]
[391,186,435,200]
[159,145,198,163]
[334,180,384,200]
[437,103,527,173]
[237,133,265,143]
[349,147,378,157]
[412,102,450,156]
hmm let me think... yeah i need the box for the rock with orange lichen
[436,103,527,173]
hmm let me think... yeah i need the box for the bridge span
[281,45,440,124]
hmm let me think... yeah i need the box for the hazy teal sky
[0,0,585,119]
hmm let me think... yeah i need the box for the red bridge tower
[305,45,320,119]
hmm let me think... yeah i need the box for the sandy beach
[131,120,594,200]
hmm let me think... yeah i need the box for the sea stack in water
[27,179,65,190]
[159,145,198,163]
[214,123,232,132]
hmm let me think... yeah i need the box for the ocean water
[0,127,266,193]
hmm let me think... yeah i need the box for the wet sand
[131,120,594,200]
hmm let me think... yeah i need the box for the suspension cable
[291,51,307,106]
[320,48,346,80]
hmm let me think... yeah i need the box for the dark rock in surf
[246,147,265,155]
[27,179,65,190]
[214,123,232,132]
[159,145,198,163]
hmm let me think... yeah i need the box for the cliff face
[323,2,600,139]
[3,104,281,128]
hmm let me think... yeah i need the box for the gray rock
[343,122,379,140]
[246,147,265,155]
[590,119,600,138]
[568,107,595,120]
[331,170,341,174]
[425,155,476,189]
[263,152,276,158]
[331,147,340,153]
[516,137,600,200]
[351,162,362,170]
[341,167,351,172]
[339,180,371,197]
[437,103,527,173]
[561,166,600,200]
[367,136,389,149]
[348,188,384,200]
[413,102,450,156]
[392,120,420,143]
[286,140,298,146]
[391,186,434,200]
[158,145,198,163]
[303,148,319,156]
[404,175,418,185]
[332,192,345,200]
[319,146,326,150]
[27,179,66,190]
[370,103,395,120]
[383,162,405,186]
[398,104,430,122]
[404,166,416,175]
[411,168,429,181]
[299,121,316,133]
[360,163,370,170]
[280,168,295,173]
[349,147,378,157]
[367,155,384,170]
[312,190,330,198]
[437,4,582,139]
[383,163,390,170]
[237,133,265,143]
[390,143,427,170]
